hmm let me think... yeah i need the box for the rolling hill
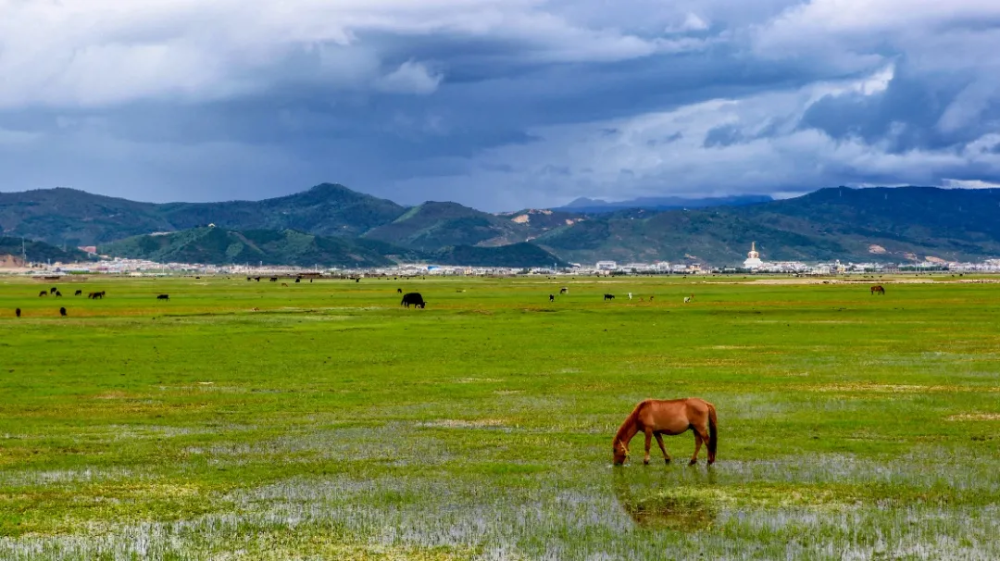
[101,227,424,268]
[431,243,568,268]
[0,184,406,247]
[554,194,773,214]
[100,227,566,268]
[534,187,1000,264]
[362,201,521,250]
[0,237,88,265]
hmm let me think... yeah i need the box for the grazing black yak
[549,294,555,302]
[74,290,83,296]
[604,294,615,301]
[157,294,170,300]
[397,288,403,294]
[59,307,67,317]
[15,308,21,318]
[400,293,426,308]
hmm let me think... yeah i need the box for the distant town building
[743,241,763,269]
[596,261,618,271]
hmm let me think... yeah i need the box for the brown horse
[870,285,885,295]
[613,398,717,466]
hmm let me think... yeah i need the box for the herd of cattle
[15,286,170,318]
[11,279,890,318]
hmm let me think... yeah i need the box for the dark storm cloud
[1,0,999,210]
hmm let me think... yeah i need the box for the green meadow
[2,274,1000,560]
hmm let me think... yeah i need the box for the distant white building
[596,261,618,271]
[743,241,763,269]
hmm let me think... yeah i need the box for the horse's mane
[613,400,646,448]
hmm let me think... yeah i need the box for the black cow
[270,277,278,282]
[157,294,170,300]
[559,287,568,295]
[55,291,62,297]
[74,290,83,296]
[401,292,426,308]
[295,278,301,283]
[356,278,360,283]
[59,307,67,317]
[397,288,403,294]
[255,277,261,282]
[247,277,252,281]
[604,294,615,301]
[549,294,555,302]
[50,287,58,295]
[15,308,21,318]
[38,291,47,297]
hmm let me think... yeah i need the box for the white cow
[683,295,693,304]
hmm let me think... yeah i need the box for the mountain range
[102,227,566,269]
[3,183,1000,266]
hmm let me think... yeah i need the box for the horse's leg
[643,428,653,465]
[690,424,710,465]
[690,433,703,465]
[654,433,671,464]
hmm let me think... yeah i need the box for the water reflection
[612,468,718,530]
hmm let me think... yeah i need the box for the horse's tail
[707,404,718,459]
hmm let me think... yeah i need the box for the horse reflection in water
[612,470,717,530]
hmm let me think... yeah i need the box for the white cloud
[375,61,442,95]
[942,179,1000,190]
[937,79,1000,134]
[0,0,678,108]
[451,67,997,207]
[667,13,709,33]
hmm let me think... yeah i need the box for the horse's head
[612,441,629,466]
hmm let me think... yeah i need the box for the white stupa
[744,241,763,269]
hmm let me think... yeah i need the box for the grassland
[1,274,1000,560]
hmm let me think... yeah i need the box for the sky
[1,0,999,211]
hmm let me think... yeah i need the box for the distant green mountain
[0,237,88,264]
[0,188,170,247]
[536,187,1000,264]
[101,226,566,268]
[101,228,424,268]
[554,194,773,213]
[0,184,405,246]
[155,183,406,237]
[363,201,524,250]
[432,243,567,268]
